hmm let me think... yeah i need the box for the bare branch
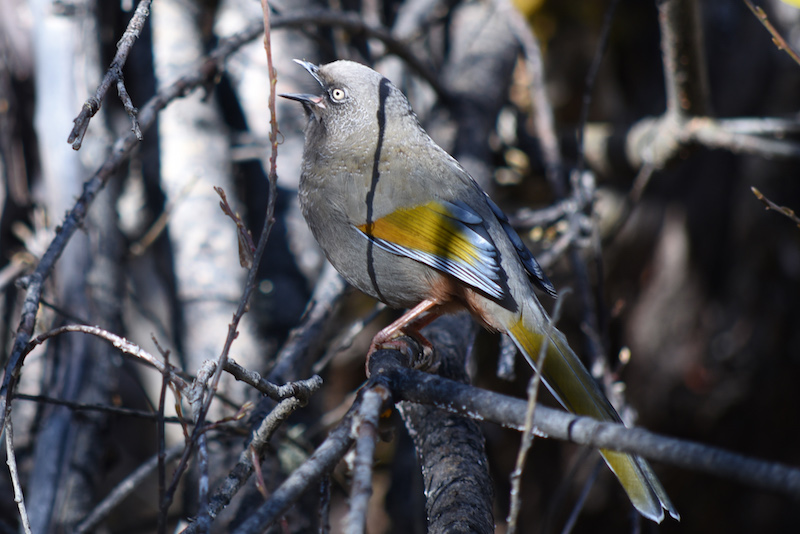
[5,417,32,534]
[232,405,358,533]
[269,263,348,384]
[379,363,800,497]
[404,316,494,534]
[743,0,800,67]
[686,116,800,158]
[179,380,322,533]
[25,324,190,391]
[224,359,323,402]
[11,394,187,423]
[156,350,173,534]
[657,0,710,117]
[345,386,390,534]
[508,294,568,533]
[752,186,800,227]
[74,445,184,534]
[0,15,268,438]
[68,0,152,149]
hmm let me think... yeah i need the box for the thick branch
[397,315,494,534]
[375,355,800,498]
[657,0,710,117]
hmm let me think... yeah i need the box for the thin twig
[182,3,284,491]
[575,0,620,177]
[179,381,323,533]
[215,186,256,268]
[507,292,568,533]
[5,417,32,534]
[687,116,800,158]
[0,16,268,438]
[26,324,190,390]
[345,386,390,534]
[232,406,359,534]
[752,186,800,227]
[743,0,800,67]
[156,350,171,534]
[493,0,563,194]
[173,8,285,529]
[11,393,187,423]
[224,360,323,402]
[68,0,151,149]
[542,447,595,533]
[560,459,604,534]
[74,445,184,534]
[511,199,573,229]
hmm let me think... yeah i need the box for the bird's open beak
[278,60,327,113]
[292,59,324,87]
[279,93,326,109]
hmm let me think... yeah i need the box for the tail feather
[507,310,679,523]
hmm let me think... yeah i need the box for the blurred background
[1,0,799,532]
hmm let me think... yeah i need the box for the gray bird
[281,59,678,523]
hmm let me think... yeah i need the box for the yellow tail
[507,308,678,523]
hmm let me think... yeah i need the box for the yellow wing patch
[358,202,484,267]
[356,201,505,298]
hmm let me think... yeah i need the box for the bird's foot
[366,330,437,376]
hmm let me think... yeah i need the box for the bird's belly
[318,224,439,309]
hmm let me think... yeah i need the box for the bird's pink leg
[366,298,441,375]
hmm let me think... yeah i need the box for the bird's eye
[330,88,346,102]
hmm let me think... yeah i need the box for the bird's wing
[354,198,552,300]
[483,195,556,297]
[354,200,504,298]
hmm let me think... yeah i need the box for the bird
[281,59,678,523]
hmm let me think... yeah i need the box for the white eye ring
[331,88,346,101]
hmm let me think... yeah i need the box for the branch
[183,7,284,525]
[376,362,800,497]
[508,295,567,533]
[743,0,800,67]
[25,324,190,390]
[344,386,390,534]
[5,417,32,534]
[179,380,323,534]
[752,186,800,227]
[398,315,494,534]
[270,9,445,98]
[11,393,187,424]
[0,13,266,442]
[583,2,800,175]
[67,0,151,149]
[657,0,710,117]
[74,444,184,534]
[224,360,323,402]
[269,263,348,384]
[231,403,359,533]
